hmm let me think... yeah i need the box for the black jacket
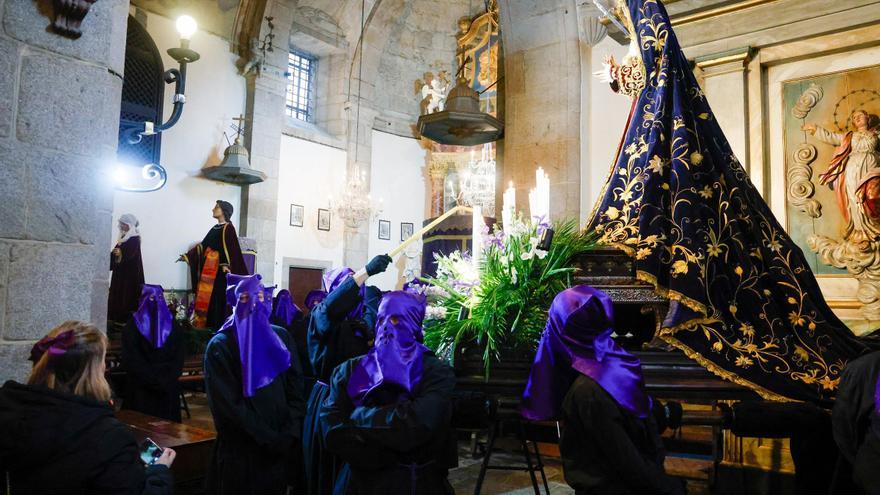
[0,381,172,495]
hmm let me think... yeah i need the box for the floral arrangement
[420,216,598,376]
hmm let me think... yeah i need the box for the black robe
[108,236,145,323]
[186,223,248,330]
[121,319,186,422]
[833,351,880,494]
[854,419,880,495]
[303,278,379,495]
[320,353,457,495]
[274,311,315,395]
[204,324,306,495]
[560,375,684,495]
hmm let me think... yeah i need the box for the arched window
[118,16,164,167]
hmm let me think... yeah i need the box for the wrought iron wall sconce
[116,15,200,193]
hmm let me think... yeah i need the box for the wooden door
[288,266,324,308]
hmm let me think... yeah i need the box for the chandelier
[459,143,496,216]
[329,165,382,230]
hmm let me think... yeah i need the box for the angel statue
[415,71,450,115]
[803,110,880,247]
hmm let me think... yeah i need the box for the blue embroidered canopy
[588,0,868,402]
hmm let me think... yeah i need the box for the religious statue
[414,71,450,115]
[803,110,880,247]
[178,200,248,329]
[108,213,145,323]
[588,0,866,403]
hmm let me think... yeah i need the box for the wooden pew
[116,409,215,485]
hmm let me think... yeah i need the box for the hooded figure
[303,255,390,495]
[321,291,456,495]
[272,289,312,391]
[108,213,145,322]
[204,273,306,495]
[522,286,683,495]
[833,351,880,494]
[587,0,866,403]
[121,284,185,422]
[853,374,880,494]
[305,290,328,311]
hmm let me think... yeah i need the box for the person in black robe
[521,286,685,495]
[179,200,248,330]
[853,395,880,495]
[833,351,880,494]
[108,213,145,323]
[121,284,186,422]
[204,273,306,495]
[272,289,313,389]
[303,255,391,495]
[321,290,457,495]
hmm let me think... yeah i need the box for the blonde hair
[27,321,112,403]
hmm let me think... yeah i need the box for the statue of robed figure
[180,200,248,330]
[588,0,868,403]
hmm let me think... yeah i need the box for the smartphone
[139,438,164,465]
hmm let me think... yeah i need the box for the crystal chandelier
[329,165,382,230]
[459,143,496,216]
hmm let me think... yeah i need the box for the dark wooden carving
[51,0,97,39]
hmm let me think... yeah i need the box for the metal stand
[473,415,550,495]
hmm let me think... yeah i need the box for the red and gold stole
[191,248,220,328]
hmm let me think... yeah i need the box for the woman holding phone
[0,321,176,494]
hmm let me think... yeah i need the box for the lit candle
[502,181,516,231]
[472,205,483,270]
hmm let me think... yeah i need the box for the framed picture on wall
[401,222,414,241]
[378,220,391,240]
[289,204,304,227]
[317,209,331,231]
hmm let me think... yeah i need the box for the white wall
[582,36,631,223]
[112,10,245,291]
[274,135,347,285]
[367,130,428,291]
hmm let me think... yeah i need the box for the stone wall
[0,0,128,381]
[498,0,582,221]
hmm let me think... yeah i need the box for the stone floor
[181,392,711,494]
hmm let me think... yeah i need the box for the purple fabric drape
[272,289,303,326]
[346,291,428,407]
[521,285,651,420]
[305,290,327,310]
[132,284,174,348]
[222,274,292,397]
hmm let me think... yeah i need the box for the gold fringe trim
[659,333,795,403]
[636,270,709,316]
[596,243,798,403]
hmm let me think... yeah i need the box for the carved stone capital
[427,160,449,180]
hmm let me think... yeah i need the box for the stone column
[241,1,293,285]
[694,47,753,172]
[0,1,128,380]
[498,0,582,220]
[427,160,449,218]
